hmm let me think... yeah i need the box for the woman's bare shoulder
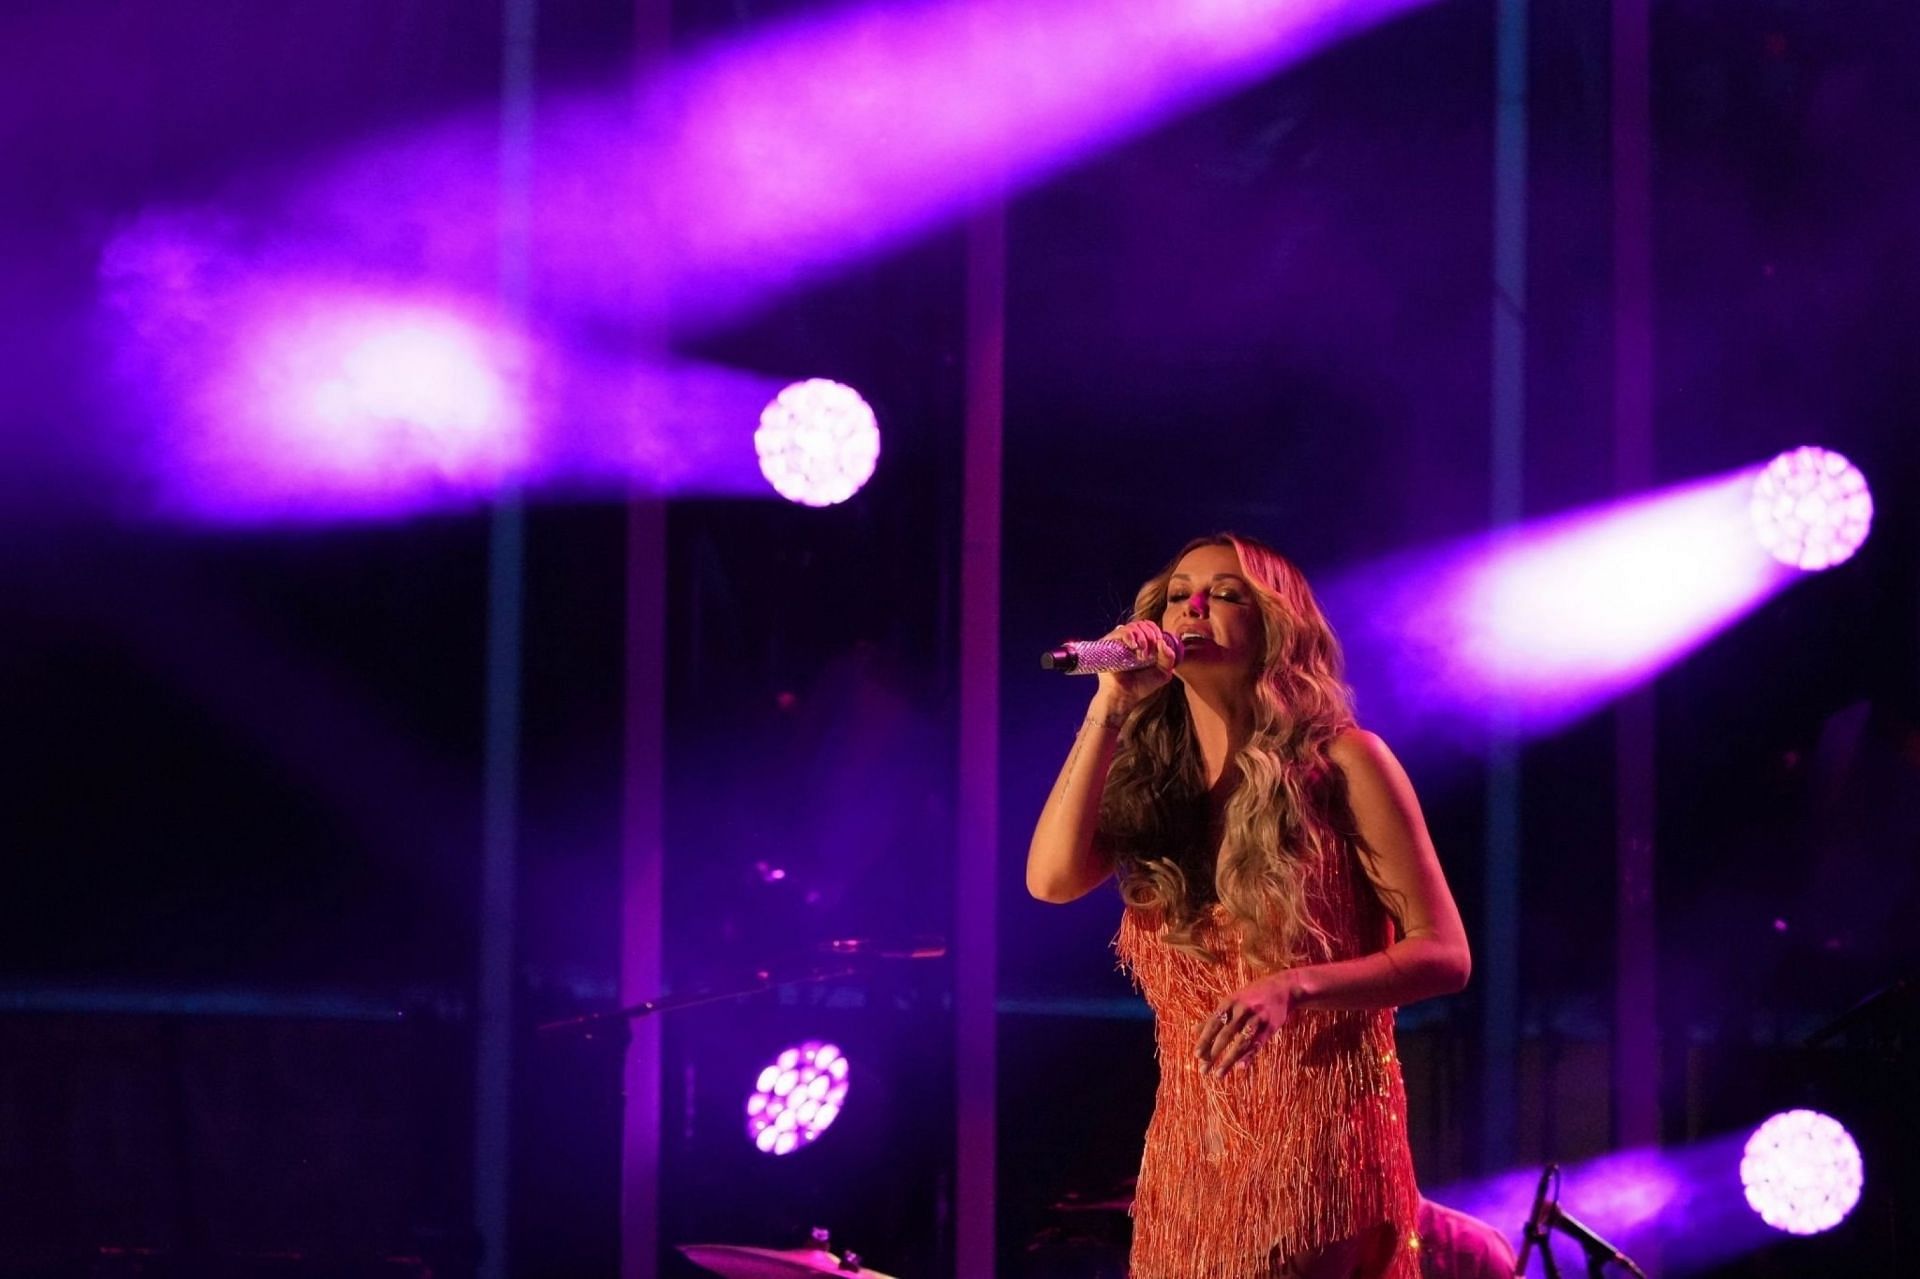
[1328,726,1392,773]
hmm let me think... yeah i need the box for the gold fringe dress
[1115,843,1421,1279]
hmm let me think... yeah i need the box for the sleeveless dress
[1115,837,1422,1279]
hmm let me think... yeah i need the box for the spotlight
[745,1040,850,1156]
[754,379,880,507]
[1739,1109,1863,1235]
[1749,446,1873,570]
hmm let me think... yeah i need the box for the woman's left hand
[1196,972,1299,1076]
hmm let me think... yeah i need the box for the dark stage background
[3,0,1916,1276]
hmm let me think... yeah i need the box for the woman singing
[1026,533,1471,1279]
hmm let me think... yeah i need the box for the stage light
[1749,446,1873,571]
[104,0,1443,519]
[754,379,880,507]
[1329,468,1796,741]
[1739,1109,1863,1235]
[746,1040,850,1156]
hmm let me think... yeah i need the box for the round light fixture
[754,379,881,507]
[1739,1109,1863,1235]
[1749,446,1873,571]
[745,1040,850,1156]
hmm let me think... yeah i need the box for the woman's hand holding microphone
[1087,621,1181,729]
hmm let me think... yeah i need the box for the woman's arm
[1024,621,1178,903]
[1023,707,1123,902]
[1292,727,1472,1008]
[1198,728,1469,1072]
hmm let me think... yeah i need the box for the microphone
[1546,1204,1646,1279]
[1041,628,1184,675]
[1514,1164,1555,1276]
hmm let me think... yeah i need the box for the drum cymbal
[678,1243,899,1279]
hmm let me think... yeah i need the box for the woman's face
[1161,543,1264,677]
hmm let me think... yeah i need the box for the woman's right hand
[1090,620,1180,721]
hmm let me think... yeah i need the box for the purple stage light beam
[100,0,1441,519]
[104,0,1436,342]
[110,277,533,523]
[1332,465,1802,742]
[611,0,1436,324]
[99,233,785,521]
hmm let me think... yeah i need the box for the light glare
[153,292,532,520]
[745,1040,851,1155]
[1749,446,1873,570]
[1740,1110,1863,1235]
[754,379,880,507]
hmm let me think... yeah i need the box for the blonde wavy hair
[1099,533,1358,972]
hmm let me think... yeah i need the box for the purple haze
[98,231,779,521]
[110,0,1432,330]
[96,0,1433,520]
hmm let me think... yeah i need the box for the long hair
[1099,533,1357,972]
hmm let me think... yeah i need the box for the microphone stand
[1514,1164,1648,1279]
[1546,1203,1648,1279]
[537,935,947,1036]
[533,941,940,1278]
[1515,1165,1561,1279]
[537,958,861,1036]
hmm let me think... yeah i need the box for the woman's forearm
[1024,707,1125,902]
[1286,934,1471,1013]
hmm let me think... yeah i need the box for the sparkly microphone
[1041,627,1184,675]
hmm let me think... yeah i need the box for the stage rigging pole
[1611,0,1661,1157]
[957,198,1007,1277]
[620,6,672,1278]
[477,1,537,1274]
[1483,0,1529,1175]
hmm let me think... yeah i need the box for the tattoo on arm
[1049,722,1091,807]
